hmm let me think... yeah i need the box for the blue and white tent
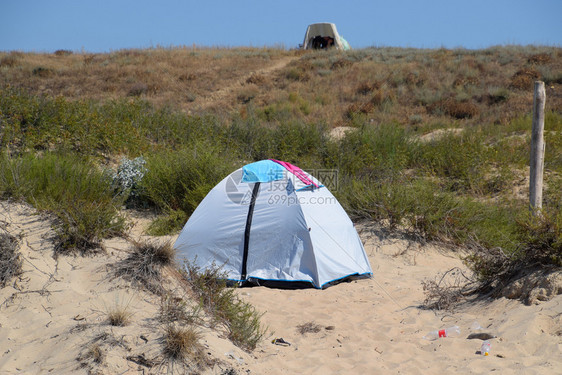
[174,159,372,289]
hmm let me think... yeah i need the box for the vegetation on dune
[0,46,561,306]
[113,239,175,295]
[0,230,22,287]
[0,152,126,254]
[183,261,266,351]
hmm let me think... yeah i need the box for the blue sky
[1,0,561,52]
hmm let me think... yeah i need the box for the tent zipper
[241,182,260,281]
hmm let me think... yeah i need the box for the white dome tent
[174,159,371,289]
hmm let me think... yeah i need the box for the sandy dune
[0,202,560,374]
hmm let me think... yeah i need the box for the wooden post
[529,81,546,212]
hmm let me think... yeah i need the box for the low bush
[0,54,19,67]
[0,88,223,157]
[111,156,148,207]
[467,209,562,285]
[146,209,189,236]
[0,152,126,254]
[528,53,551,64]
[328,123,415,179]
[510,68,540,89]
[184,262,266,351]
[127,82,148,97]
[428,97,479,119]
[337,175,519,250]
[413,129,490,193]
[485,87,511,105]
[32,66,53,77]
[226,115,328,164]
[138,145,232,233]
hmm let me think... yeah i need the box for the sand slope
[0,202,246,374]
[243,231,562,374]
[1,202,560,374]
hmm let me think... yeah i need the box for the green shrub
[413,129,490,193]
[0,152,126,253]
[336,175,413,228]
[146,209,189,236]
[516,210,562,266]
[184,262,266,351]
[337,175,519,250]
[0,88,223,157]
[466,209,562,285]
[329,123,415,179]
[139,145,232,233]
[54,199,125,253]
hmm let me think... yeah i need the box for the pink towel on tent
[270,159,319,188]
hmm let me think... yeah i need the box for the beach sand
[1,201,560,374]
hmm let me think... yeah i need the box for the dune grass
[0,231,21,288]
[184,262,266,351]
[107,304,133,327]
[162,324,208,369]
[113,239,175,295]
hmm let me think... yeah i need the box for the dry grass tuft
[162,325,205,363]
[107,305,132,327]
[85,344,104,364]
[114,239,175,295]
[77,343,105,367]
[297,321,322,335]
[422,267,476,310]
[0,231,22,288]
[77,331,131,371]
[159,294,201,324]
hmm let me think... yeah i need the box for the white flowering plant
[112,156,148,207]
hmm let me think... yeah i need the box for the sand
[1,201,560,374]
